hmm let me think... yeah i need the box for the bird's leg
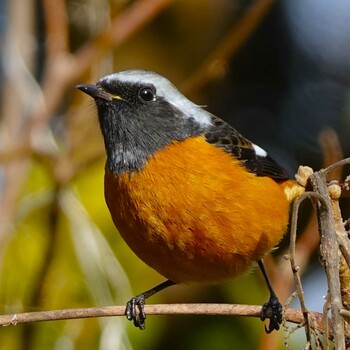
[125,279,176,330]
[258,259,283,333]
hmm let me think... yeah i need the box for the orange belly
[104,136,290,284]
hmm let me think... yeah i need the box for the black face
[92,79,205,174]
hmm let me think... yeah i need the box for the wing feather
[205,114,289,181]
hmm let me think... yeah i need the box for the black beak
[76,84,113,101]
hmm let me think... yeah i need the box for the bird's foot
[260,293,283,333]
[125,294,147,330]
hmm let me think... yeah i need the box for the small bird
[77,70,302,333]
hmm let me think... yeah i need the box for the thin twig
[323,292,331,350]
[289,191,327,346]
[323,158,350,177]
[339,244,350,271]
[283,292,302,350]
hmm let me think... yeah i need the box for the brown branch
[0,304,330,335]
[42,0,69,59]
[284,154,350,349]
[72,0,173,83]
[182,0,276,95]
[310,170,346,349]
[319,128,344,180]
[328,182,350,340]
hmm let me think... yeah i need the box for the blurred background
[0,0,349,349]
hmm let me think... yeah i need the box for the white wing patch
[252,143,268,157]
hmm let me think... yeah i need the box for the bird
[76,70,303,333]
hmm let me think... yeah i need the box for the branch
[182,0,276,95]
[309,165,348,349]
[288,191,327,345]
[0,304,329,334]
[73,0,173,83]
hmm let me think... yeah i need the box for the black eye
[138,87,156,102]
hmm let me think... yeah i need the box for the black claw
[124,280,176,330]
[125,294,147,330]
[260,293,283,333]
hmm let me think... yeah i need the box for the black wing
[204,114,289,181]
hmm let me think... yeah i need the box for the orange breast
[104,137,290,283]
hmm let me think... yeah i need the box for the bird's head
[77,70,211,174]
